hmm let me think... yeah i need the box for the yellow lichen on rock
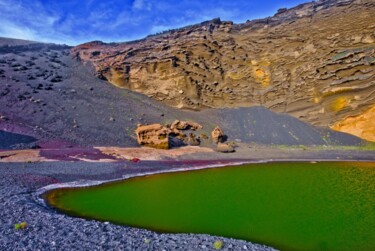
[226,72,244,80]
[253,68,270,87]
[331,105,375,142]
[330,97,350,112]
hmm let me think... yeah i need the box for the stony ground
[0,161,275,251]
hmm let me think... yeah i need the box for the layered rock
[72,0,375,141]
[135,124,170,149]
[135,121,205,149]
[331,105,375,142]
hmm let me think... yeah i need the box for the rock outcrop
[72,0,375,141]
[331,105,375,142]
[170,120,203,131]
[135,121,206,149]
[211,126,224,144]
[211,126,235,153]
[135,124,170,149]
[184,133,201,146]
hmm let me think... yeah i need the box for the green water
[45,162,375,250]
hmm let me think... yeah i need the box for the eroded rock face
[72,0,375,140]
[135,121,207,149]
[135,124,170,149]
[331,105,375,142]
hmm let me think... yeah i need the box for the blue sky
[0,0,309,45]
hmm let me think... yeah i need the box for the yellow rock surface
[331,105,375,142]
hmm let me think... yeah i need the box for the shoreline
[37,157,375,196]
[1,147,375,250]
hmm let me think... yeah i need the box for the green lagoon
[45,162,375,251]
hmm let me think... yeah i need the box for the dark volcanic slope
[0,39,183,146]
[207,107,361,145]
[0,38,363,147]
[0,131,36,149]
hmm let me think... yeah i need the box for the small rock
[0,115,8,121]
[216,143,235,153]
[170,120,203,131]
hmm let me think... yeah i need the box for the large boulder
[211,126,224,143]
[135,124,170,149]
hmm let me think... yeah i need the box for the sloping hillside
[72,0,375,141]
[0,38,363,147]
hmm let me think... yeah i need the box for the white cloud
[0,0,75,44]
[132,0,151,11]
[0,20,37,41]
[0,0,246,46]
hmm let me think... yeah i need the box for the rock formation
[216,142,235,153]
[135,124,170,149]
[211,126,224,144]
[170,120,203,131]
[184,133,201,146]
[135,121,205,149]
[72,0,375,141]
[331,105,375,142]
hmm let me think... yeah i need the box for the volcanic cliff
[72,0,375,141]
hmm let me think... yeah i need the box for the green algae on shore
[45,162,375,251]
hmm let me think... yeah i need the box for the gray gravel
[0,162,276,251]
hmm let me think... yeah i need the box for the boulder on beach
[216,142,235,153]
[211,126,224,144]
[135,124,170,149]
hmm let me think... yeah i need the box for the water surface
[45,162,375,251]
